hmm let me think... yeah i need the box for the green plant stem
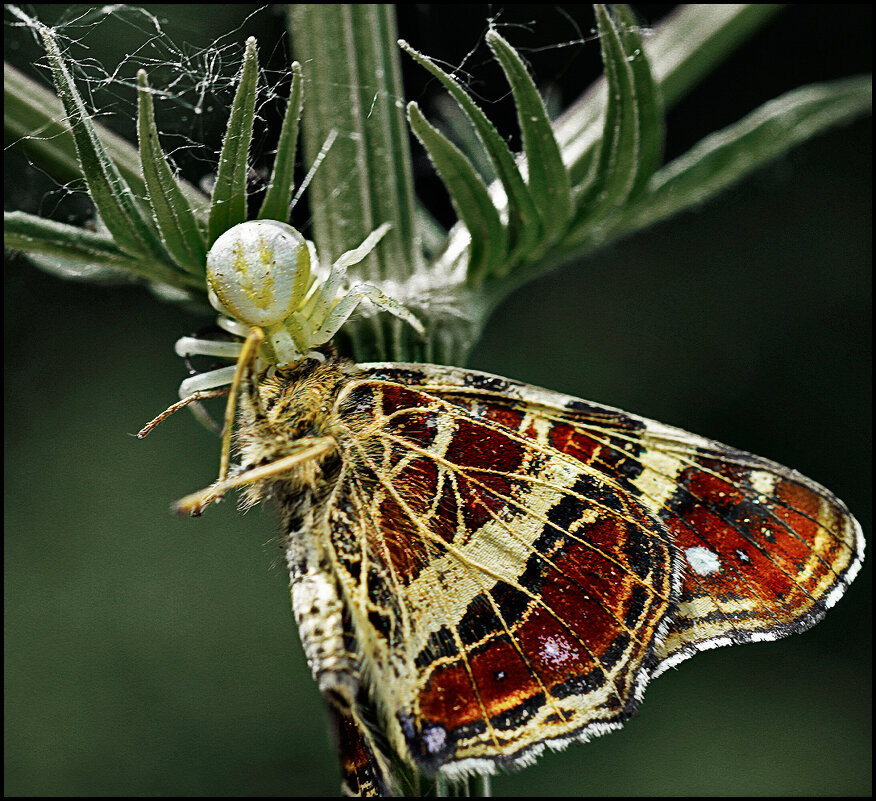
[287,4,483,367]
[287,5,421,285]
[288,5,449,364]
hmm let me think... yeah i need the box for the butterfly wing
[362,363,863,679]
[323,362,863,777]
[321,364,681,777]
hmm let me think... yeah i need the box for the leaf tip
[594,4,615,31]
[484,28,513,52]
[398,39,419,60]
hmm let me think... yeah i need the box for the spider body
[175,220,423,400]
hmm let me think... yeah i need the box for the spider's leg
[309,291,364,346]
[173,364,237,433]
[216,315,251,338]
[174,336,243,360]
[330,222,391,271]
[354,283,424,335]
[310,284,424,347]
[308,262,348,333]
[179,365,239,398]
[307,224,393,333]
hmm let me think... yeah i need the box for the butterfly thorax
[233,355,363,510]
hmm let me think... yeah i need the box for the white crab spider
[173,219,424,401]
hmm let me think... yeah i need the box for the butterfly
[163,326,863,796]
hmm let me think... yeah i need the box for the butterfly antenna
[218,326,265,482]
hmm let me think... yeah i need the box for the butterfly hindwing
[328,697,395,797]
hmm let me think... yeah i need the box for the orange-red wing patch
[368,365,862,670]
[329,703,388,797]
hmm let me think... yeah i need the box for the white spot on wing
[540,634,575,667]
[423,724,446,754]
[685,546,721,576]
[748,469,778,497]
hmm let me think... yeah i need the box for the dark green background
[5,5,871,796]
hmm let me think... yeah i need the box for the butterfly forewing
[644,439,863,673]
[327,371,679,775]
[363,364,863,679]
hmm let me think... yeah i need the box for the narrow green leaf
[613,4,664,199]
[208,36,259,245]
[4,210,202,292]
[652,4,786,111]
[5,63,91,193]
[258,61,304,222]
[39,27,168,262]
[21,252,134,284]
[416,203,448,258]
[486,30,572,243]
[407,101,507,286]
[4,62,210,217]
[137,70,206,275]
[554,5,785,187]
[434,5,789,304]
[430,93,498,182]
[399,39,539,270]
[6,210,135,264]
[575,5,641,221]
[604,76,873,242]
